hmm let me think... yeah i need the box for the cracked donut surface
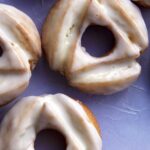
[0,4,41,105]
[0,94,102,150]
[42,0,148,94]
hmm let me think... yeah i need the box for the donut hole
[81,25,116,58]
[0,46,3,57]
[34,129,66,150]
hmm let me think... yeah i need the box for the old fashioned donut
[133,0,150,7]
[0,94,102,150]
[42,0,148,94]
[0,4,41,105]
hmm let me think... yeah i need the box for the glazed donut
[133,0,150,7]
[0,94,102,150]
[42,0,148,94]
[0,4,41,105]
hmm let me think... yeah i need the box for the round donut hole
[82,25,116,58]
[34,129,66,150]
[0,46,3,57]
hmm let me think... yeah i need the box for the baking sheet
[0,0,150,150]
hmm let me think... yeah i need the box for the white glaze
[0,4,41,105]
[43,0,148,94]
[0,94,102,150]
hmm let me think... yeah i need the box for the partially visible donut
[0,94,102,150]
[133,0,150,7]
[0,4,41,105]
[42,0,148,94]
